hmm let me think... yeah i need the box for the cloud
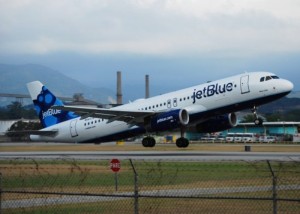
[1,0,300,56]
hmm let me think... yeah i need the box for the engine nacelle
[195,113,237,133]
[150,109,189,132]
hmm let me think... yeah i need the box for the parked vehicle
[233,133,244,142]
[226,133,257,143]
[259,136,276,143]
[242,133,258,142]
[226,133,235,142]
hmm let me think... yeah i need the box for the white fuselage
[30,72,293,143]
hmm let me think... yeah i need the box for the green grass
[2,160,299,189]
[2,160,299,213]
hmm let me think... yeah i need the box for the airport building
[224,122,300,136]
[187,121,300,142]
[224,122,300,142]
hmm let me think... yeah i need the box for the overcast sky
[1,0,300,101]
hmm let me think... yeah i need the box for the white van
[242,133,257,142]
[233,133,244,142]
[259,136,276,143]
[226,133,235,142]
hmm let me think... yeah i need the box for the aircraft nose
[274,78,293,95]
[284,79,294,92]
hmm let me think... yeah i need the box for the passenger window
[266,76,272,81]
[260,77,265,82]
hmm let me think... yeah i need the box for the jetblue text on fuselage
[192,82,234,104]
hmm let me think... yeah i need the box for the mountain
[1,63,299,113]
[259,97,300,114]
[0,64,114,106]
[288,91,300,99]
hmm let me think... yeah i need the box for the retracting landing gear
[252,106,263,125]
[176,127,189,148]
[142,136,156,147]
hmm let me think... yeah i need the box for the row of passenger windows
[83,95,192,122]
[84,119,105,126]
[260,75,279,82]
[138,96,192,111]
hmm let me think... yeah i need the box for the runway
[1,151,300,161]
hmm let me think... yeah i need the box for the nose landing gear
[252,106,263,125]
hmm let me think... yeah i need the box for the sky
[1,0,300,102]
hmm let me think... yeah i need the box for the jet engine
[195,113,237,133]
[150,109,189,132]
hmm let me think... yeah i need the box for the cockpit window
[266,76,272,81]
[271,76,279,79]
[260,75,280,82]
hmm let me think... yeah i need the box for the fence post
[267,161,277,214]
[129,159,139,214]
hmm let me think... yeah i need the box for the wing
[6,130,58,137]
[52,105,157,125]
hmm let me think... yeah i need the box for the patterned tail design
[27,81,78,128]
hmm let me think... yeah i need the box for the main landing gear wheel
[176,126,189,148]
[176,137,189,148]
[142,136,156,147]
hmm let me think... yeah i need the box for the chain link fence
[0,158,299,213]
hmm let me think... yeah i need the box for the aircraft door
[173,98,178,107]
[167,99,172,108]
[70,119,78,137]
[240,75,250,94]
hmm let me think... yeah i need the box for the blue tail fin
[27,81,78,128]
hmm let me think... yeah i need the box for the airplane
[24,71,293,148]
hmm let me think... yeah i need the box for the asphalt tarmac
[1,142,300,161]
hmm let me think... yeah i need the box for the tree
[240,114,255,123]
[7,101,23,119]
[265,112,282,122]
[0,102,38,120]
